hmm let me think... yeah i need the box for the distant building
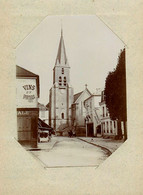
[71,86,92,136]
[84,92,101,137]
[16,65,40,147]
[49,30,74,130]
[38,103,49,124]
[100,90,118,138]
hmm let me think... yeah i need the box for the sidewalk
[78,137,124,153]
[25,136,58,151]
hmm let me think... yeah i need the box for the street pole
[86,120,87,137]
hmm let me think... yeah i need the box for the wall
[16,78,38,108]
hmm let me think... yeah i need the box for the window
[107,121,108,133]
[64,76,66,86]
[103,107,105,117]
[62,68,64,74]
[110,121,112,131]
[106,108,108,116]
[61,113,64,119]
[102,122,105,131]
[59,76,62,85]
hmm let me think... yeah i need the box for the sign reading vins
[16,78,38,108]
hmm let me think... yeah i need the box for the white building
[71,86,92,136]
[16,65,40,147]
[38,103,49,124]
[84,92,101,137]
[49,30,74,131]
[100,90,118,138]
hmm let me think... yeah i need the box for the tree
[104,48,127,141]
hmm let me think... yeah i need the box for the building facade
[84,94,101,137]
[100,90,118,138]
[49,30,74,130]
[71,86,92,136]
[16,65,40,147]
[38,103,49,124]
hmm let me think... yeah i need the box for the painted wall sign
[17,110,39,116]
[17,111,29,116]
[16,78,38,108]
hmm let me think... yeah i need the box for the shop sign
[17,110,39,116]
[16,78,38,108]
[17,111,29,116]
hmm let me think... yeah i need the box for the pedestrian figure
[68,130,73,138]
[48,131,52,141]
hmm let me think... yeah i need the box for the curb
[77,137,112,156]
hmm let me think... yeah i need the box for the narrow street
[30,137,109,168]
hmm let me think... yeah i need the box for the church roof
[73,91,83,103]
[73,88,92,103]
[55,29,68,65]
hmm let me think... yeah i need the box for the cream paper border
[0,1,143,194]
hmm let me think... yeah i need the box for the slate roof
[73,88,92,103]
[55,29,67,65]
[16,65,38,77]
[73,91,83,103]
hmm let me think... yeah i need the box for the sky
[16,15,124,105]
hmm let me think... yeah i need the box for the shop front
[17,108,39,148]
[16,65,40,148]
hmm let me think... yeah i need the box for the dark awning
[38,118,53,131]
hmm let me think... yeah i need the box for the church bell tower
[49,29,73,130]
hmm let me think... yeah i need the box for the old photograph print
[16,15,127,168]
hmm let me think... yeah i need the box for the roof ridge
[16,65,38,77]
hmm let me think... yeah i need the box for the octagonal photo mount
[16,15,127,168]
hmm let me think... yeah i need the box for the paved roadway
[30,137,108,168]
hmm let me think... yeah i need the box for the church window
[62,68,64,74]
[64,76,66,86]
[61,113,64,119]
[59,76,62,85]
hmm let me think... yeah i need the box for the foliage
[104,48,127,140]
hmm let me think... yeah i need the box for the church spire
[55,29,68,66]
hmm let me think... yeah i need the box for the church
[49,30,74,130]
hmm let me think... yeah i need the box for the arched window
[61,113,64,119]
[62,68,64,74]
[59,76,62,86]
[64,76,66,86]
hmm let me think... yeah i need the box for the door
[87,123,94,137]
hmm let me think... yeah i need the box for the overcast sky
[16,15,124,105]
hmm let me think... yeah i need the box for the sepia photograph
[16,15,127,168]
[1,1,143,194]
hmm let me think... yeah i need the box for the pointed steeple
[55,29,68,66]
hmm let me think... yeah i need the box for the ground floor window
[61,113,64,119]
